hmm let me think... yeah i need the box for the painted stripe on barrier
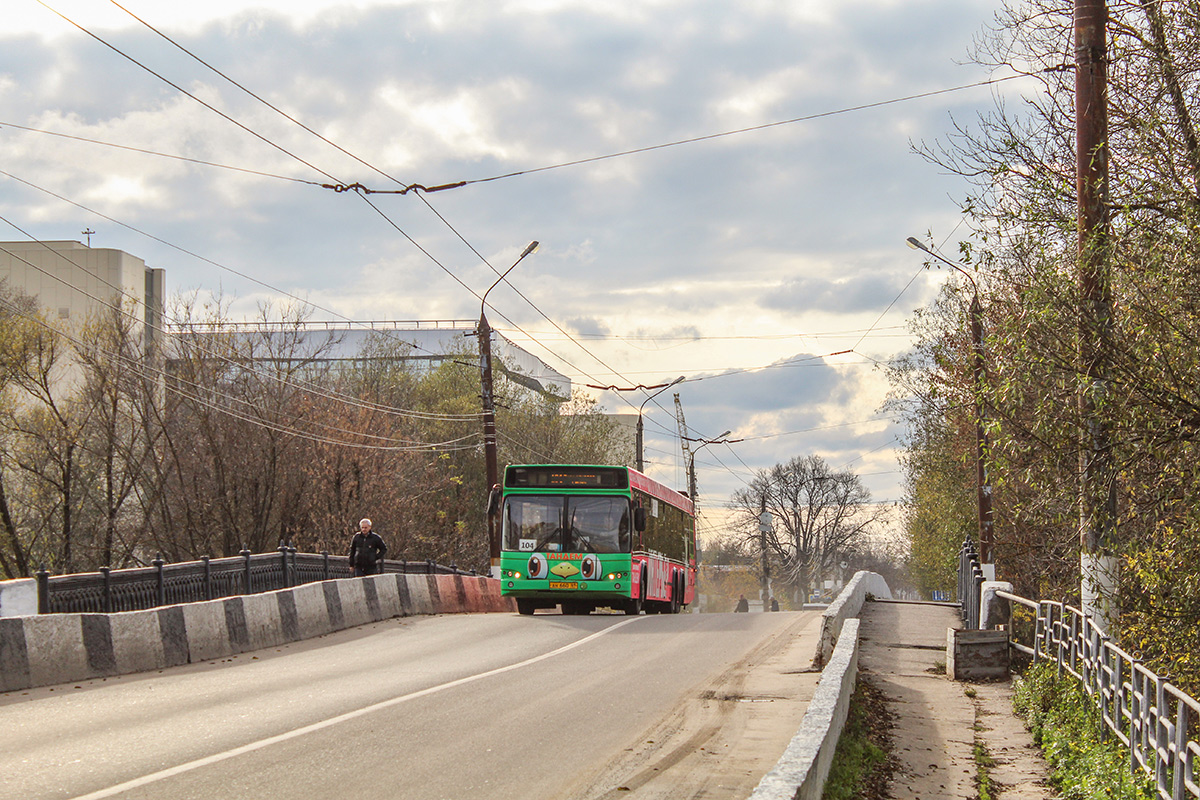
[0,617,29,692]
[277,592,300,642]
[452,575,469,612]
[362,579,381,620]
[81,614,117,677]
[157,606,189,667]
[223,598,249,653]
[424,574,441,610]
[394,574,411,615]
[322,581,344,629]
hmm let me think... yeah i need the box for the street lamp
[906,236,994,576]
[688,431,731,502]
[635,376,685,472]
[480,240,538,576]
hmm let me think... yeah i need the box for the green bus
[496,464,696,615]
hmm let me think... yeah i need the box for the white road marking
[69,617,644,799]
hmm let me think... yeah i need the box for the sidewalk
[858,600,1059,799]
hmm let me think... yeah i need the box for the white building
[0,239,165,354]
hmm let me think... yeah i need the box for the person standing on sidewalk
[349,518,387,577]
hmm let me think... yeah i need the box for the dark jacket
[349,531,387,574]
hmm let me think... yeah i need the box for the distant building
[0,241,569,398]
[167,320,572,399]
[0,240,165,354]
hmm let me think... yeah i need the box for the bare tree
[732,455,883,604]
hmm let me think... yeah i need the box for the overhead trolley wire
[336,75,1035,196]
[0,121,323,186]
[32,2,924,475]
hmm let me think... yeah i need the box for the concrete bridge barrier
[750,617,862,800]
[816,570,891,665]
[750,570,892,800]
[0,573,515,693]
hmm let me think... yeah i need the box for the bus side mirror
[486,485,501,516]
[634,507,647,532]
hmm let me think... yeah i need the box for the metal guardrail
[959,538,1198,799]
[35,546,477,614]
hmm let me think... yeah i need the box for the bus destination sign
[505,466,628,489]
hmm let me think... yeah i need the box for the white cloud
[0,0,1012,512]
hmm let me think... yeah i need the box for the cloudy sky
[1,0,1028,539]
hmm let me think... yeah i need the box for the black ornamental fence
[35,544,477,615]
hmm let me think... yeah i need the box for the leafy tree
[898,0,1200,691]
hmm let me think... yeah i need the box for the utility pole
[479,241,538,577]
[970,293,994,574]
[1076,0,1117,628]
[758,499,772,612]
[479,309,499,568]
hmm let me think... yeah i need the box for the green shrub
[1012,661,1154,800]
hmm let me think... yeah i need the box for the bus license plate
[549,581,577,589]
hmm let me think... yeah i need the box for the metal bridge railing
[35,545,477,615]
[957,537,984,630]
[958,538,1198,799]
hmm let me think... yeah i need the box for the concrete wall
[816,570,891,665]
[748,617,861,800]
[0,573,514,693]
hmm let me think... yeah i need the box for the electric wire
[96,0,643,405]
[0,169,463,370]
[382,75,1034,192]
[0,121,323,186]
[36,0,345,186]
[24,4,939,491]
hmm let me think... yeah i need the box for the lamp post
[906,237,994,578]
[480,240,538,576]
[688,431,731,502]
[635,376,685,472]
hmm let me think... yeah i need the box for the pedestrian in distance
[734,593,749,613]
[349,518,387,577]
[769,596,780,612]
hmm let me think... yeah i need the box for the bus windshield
[503,495,631,554]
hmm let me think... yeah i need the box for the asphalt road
[0,609,820,800]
